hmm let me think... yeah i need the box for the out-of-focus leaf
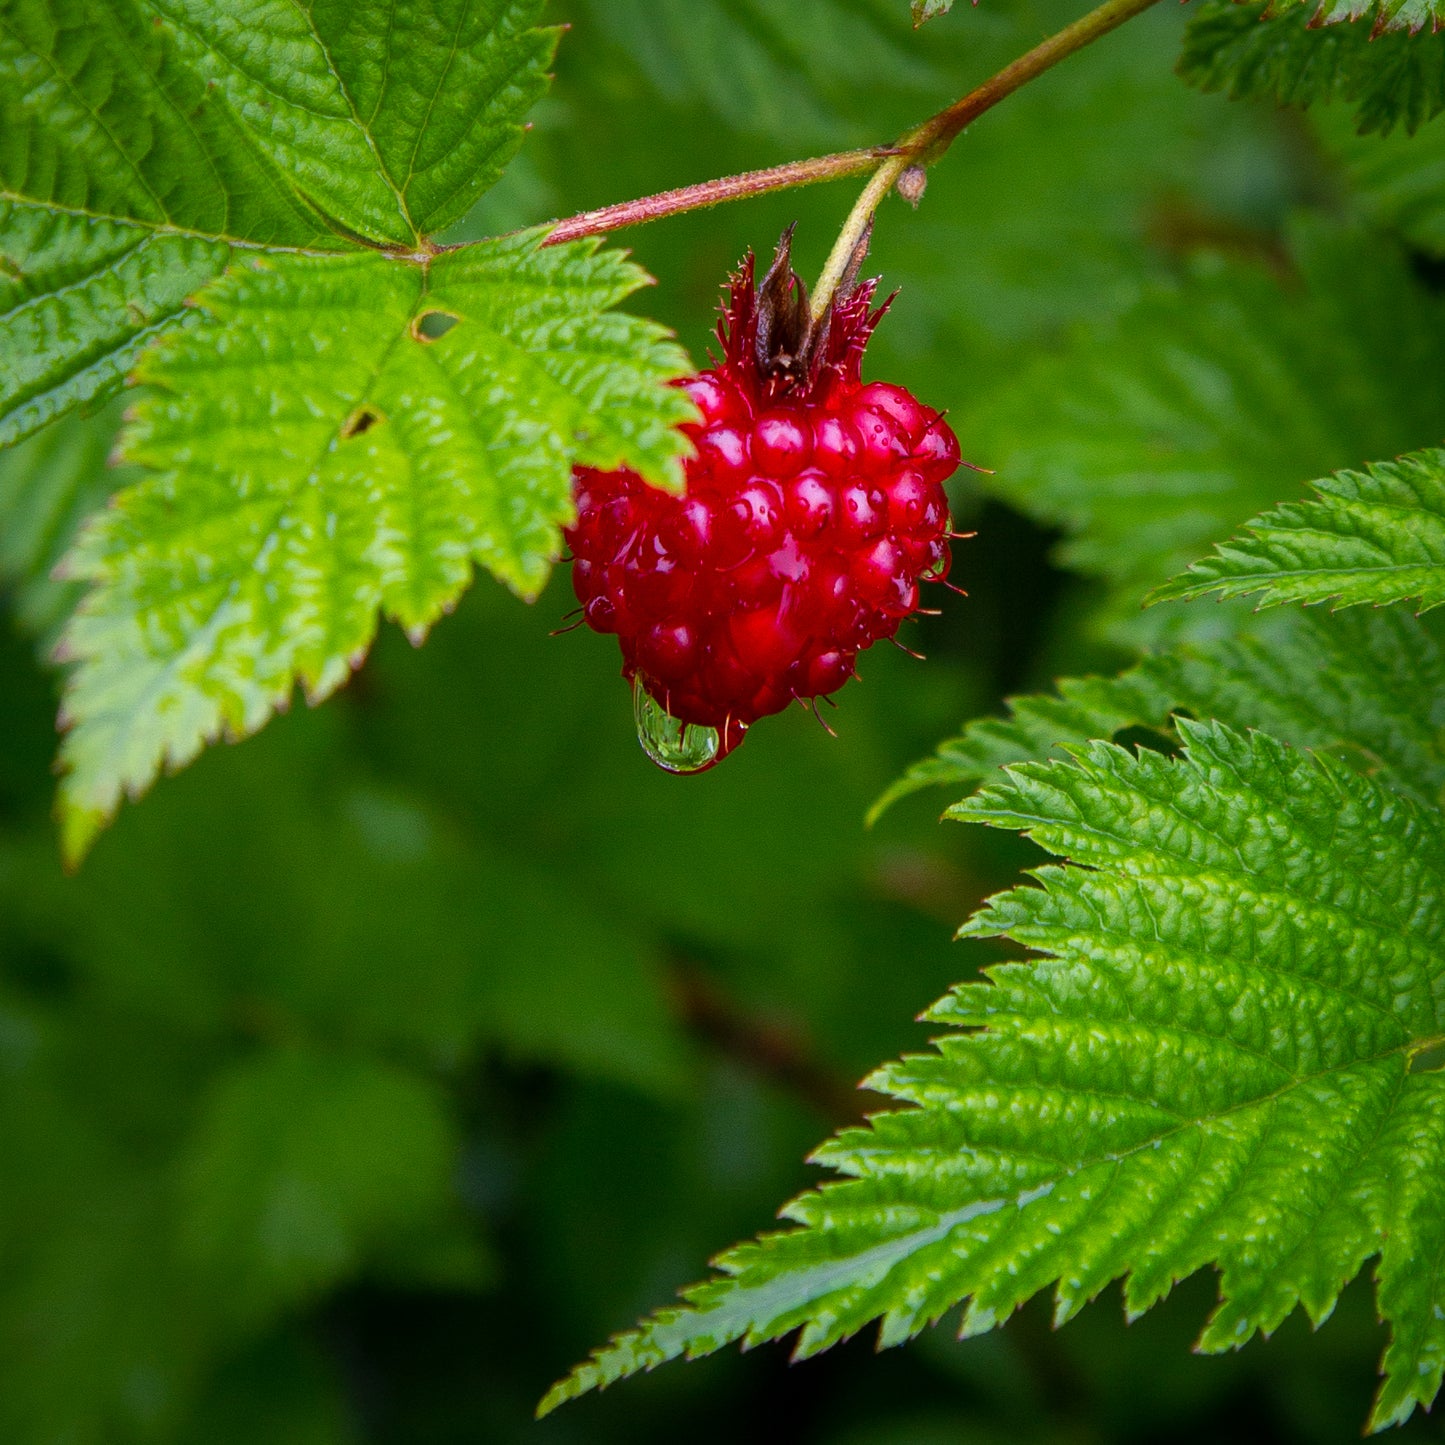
[0,402,129,648]
[177,1048,468,1325]
[575,0,939,144]
[1315,104,1445,255]
[966,223,1445,640]
[0,717,692,1096]
[1179,0,1445,136]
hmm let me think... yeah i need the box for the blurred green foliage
[3,0,1444,1439]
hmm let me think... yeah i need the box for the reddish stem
[541,148,897,248]
[538,0,1163,253]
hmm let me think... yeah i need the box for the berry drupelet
[565,231,963,771]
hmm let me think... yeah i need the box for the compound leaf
[968,223,1445,639]
[1154,448,1445,611]
[53,234,693,863]
[875,607,1445,817]
[1179,0,1445,135]
[0,0,556,442]
[543,721,1445,1434]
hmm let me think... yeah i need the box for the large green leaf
[967,223,1445,639]
[543,720,1445,1433]
[1155,448,1445,611]
[1179,0,1445,135]
[874,607,1445,817]
[0,0,556,442]
[52,233,692,863]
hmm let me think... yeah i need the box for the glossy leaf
[1154,448,1445,611]
[52,234,694,862]
[544,721,1445,1433]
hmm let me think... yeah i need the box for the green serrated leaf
[542,720,1445,1433]
[52,232,693,863]
[0,0,557,441]
[1153,448,1445,611]
[868,666,1177,823]
[1178,0,1445,136]
[874,607,1445,818]
[1269,0,1444,32]
[968,222,1445,639]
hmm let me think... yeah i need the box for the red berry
[563,233,968,770]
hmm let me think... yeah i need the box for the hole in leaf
[412,310,460,343]
[340,406,383,439]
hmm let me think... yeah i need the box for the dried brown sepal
[719,227,889,407]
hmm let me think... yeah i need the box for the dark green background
[0,0,1436,1439]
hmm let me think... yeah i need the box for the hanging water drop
[632,677,745,774]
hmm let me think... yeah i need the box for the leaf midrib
[1,194,344,257]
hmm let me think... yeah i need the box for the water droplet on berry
[784,473,834,537]
[855,382,928,445]
[632,677,742,774]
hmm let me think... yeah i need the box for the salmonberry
[565,230,964,772]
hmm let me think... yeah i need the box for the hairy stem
[543,149,897,247]
[539,0,1164,263]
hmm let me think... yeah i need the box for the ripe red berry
[564,231,964,772]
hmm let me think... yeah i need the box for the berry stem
[809,0,1164,318]
[537,0,1164,257]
